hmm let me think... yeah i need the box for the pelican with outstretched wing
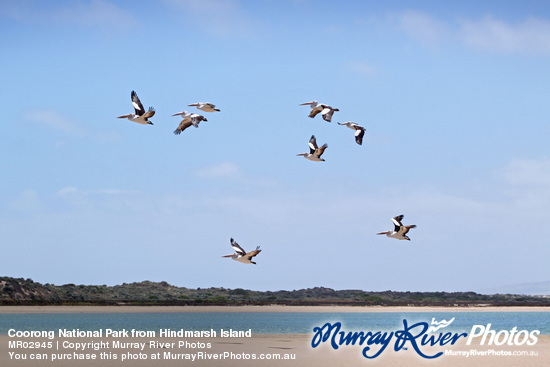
[222,238,262,264]
[117,91,155,125]
[172,110,208,134]
[338,121,366,145]
[300,100,339,122]
[297,135,328,162]
[377,215,417,240]
[188,102,220,112]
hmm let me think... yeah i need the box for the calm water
[0,312,548,334]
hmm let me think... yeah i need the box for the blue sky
[1,0,549,293]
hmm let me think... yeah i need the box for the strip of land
[3,277,549,307]
[1,305,550,313]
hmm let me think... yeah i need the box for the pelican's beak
[222,254,233,258]
[296,153,306,156]
[376,232,388,235]
[187,103,199,107]
[299,101,314,106]
[172,111,185,116]
[117,114,131,118]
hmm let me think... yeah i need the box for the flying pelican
[172,110,208,135]
[338,121,366,145]
[377,215,417,241]
[297,135,328,162]
[117,91,155,125]
[188,102,220,112]
[299,100,339,122]
[222,238,262,264]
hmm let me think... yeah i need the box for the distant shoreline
[1,305,550,314]
[3,277,549,308]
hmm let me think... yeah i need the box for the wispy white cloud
[193,162,242,179]
[459,16,550,55]
[55,186,80,197]
[489,158,550,224]
[54,0,134,32]
[22,109,122,142]
[345,60,377,78]
[7,189,44,214]
[56,186,140,197]
[163,0,258,36]
[23,109,86,137]
[500,157,550,186]
[54,186,142,210]
[389,10,550,55]
[0,0,135,33]
[391,10,449,46]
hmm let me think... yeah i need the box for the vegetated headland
[1,277,549,307]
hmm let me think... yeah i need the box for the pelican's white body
[222,238,262,265]
[338,121,366,145]
[297,135,328,162]
[172,110,208,134]
[377,215,417,241]
[117,91,155,125]
[300,100,339,122]
[188,102,220,112]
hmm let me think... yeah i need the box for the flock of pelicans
[117,91,417,265]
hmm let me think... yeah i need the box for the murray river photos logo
[310,318,540,359]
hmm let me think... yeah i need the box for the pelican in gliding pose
[300,100,339,122]
[117,91,155,125]
[297,135,328,162]
[377,215,417,241]
[222,238,262,264]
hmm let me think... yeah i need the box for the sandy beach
[1,306,549,366]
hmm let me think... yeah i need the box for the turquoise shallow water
[0,312,549,334]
